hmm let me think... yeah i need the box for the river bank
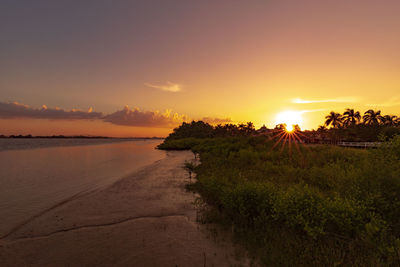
[0,150,248,266]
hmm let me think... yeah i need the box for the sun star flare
[275,111,303,132]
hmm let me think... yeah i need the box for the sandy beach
[0,150,247,266]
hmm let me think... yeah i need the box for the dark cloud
[0,102,102,120]
[103,106,188,127]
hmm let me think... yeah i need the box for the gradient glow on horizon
[1,0,400,136]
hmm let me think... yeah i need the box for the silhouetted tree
[383,115,398,126]
[166,121,214,140]
[293,124,301,132]
[214,124,226,137]
[363,109,383,125]
[258,124,268,132]
[245,122,256,135]
[317,125,327,132]
[274,123,287,131]
[224,124,239,136]
[325,111,342,128]
[342,108,361,126]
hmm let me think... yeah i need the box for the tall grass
[159,135,400,265]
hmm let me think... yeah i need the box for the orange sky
[1,1,399,137]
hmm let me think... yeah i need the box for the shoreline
[0,150,247,266]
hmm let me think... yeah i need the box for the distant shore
[0,134,164,139]
[0,136,164,152]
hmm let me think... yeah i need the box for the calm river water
[0,138,165,236]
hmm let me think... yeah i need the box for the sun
[275,111,303,132]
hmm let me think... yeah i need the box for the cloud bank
[0,102,102,120]
[144,81,181,92]
[0,101,230,128]
[103,106,188,127]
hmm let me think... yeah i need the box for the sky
[1,0,399,137]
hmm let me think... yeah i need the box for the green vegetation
[159,121,400,265]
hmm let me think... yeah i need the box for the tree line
[324,109,399,128]
[165,108,400,143]
[304,109,399,143]
[165,121,257,141]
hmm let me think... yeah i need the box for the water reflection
[0,139,165,236]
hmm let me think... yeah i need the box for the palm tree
[363,109,383,125]
[342,108,361,126]
[325,111,342,128]
[382,115,398,126]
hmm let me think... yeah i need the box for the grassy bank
[158,135,400,265]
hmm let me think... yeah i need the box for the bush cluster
[159,135,400,265]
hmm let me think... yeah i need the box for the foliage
[159,134,400,265]
[312,109,400,142]
[160,121,258,146]
[363,109,384,125]
[342,108,361,126]
[162,107,400,146]
[325,111,342,128]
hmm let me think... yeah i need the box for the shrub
[159,135,400,265]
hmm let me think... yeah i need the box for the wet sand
[0,151,248,266]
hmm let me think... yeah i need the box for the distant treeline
[2,108,399,142]
[164,121,258,140]
[0,135,163,139]
[164,108,400,143]
[0,134,110,139]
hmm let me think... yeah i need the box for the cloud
[292,97,359,104]
[144,81,182,92]
[0,101,189,128]
[299,108,327,113]
[103,106,188,127]
[201,117,232,125]
[365,97,400,107]
[0,101,236,129]
[0,102,103,120]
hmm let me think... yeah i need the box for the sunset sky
[1,0,400,137]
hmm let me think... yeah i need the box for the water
[0,138,146,151]
[0,138,165,236]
